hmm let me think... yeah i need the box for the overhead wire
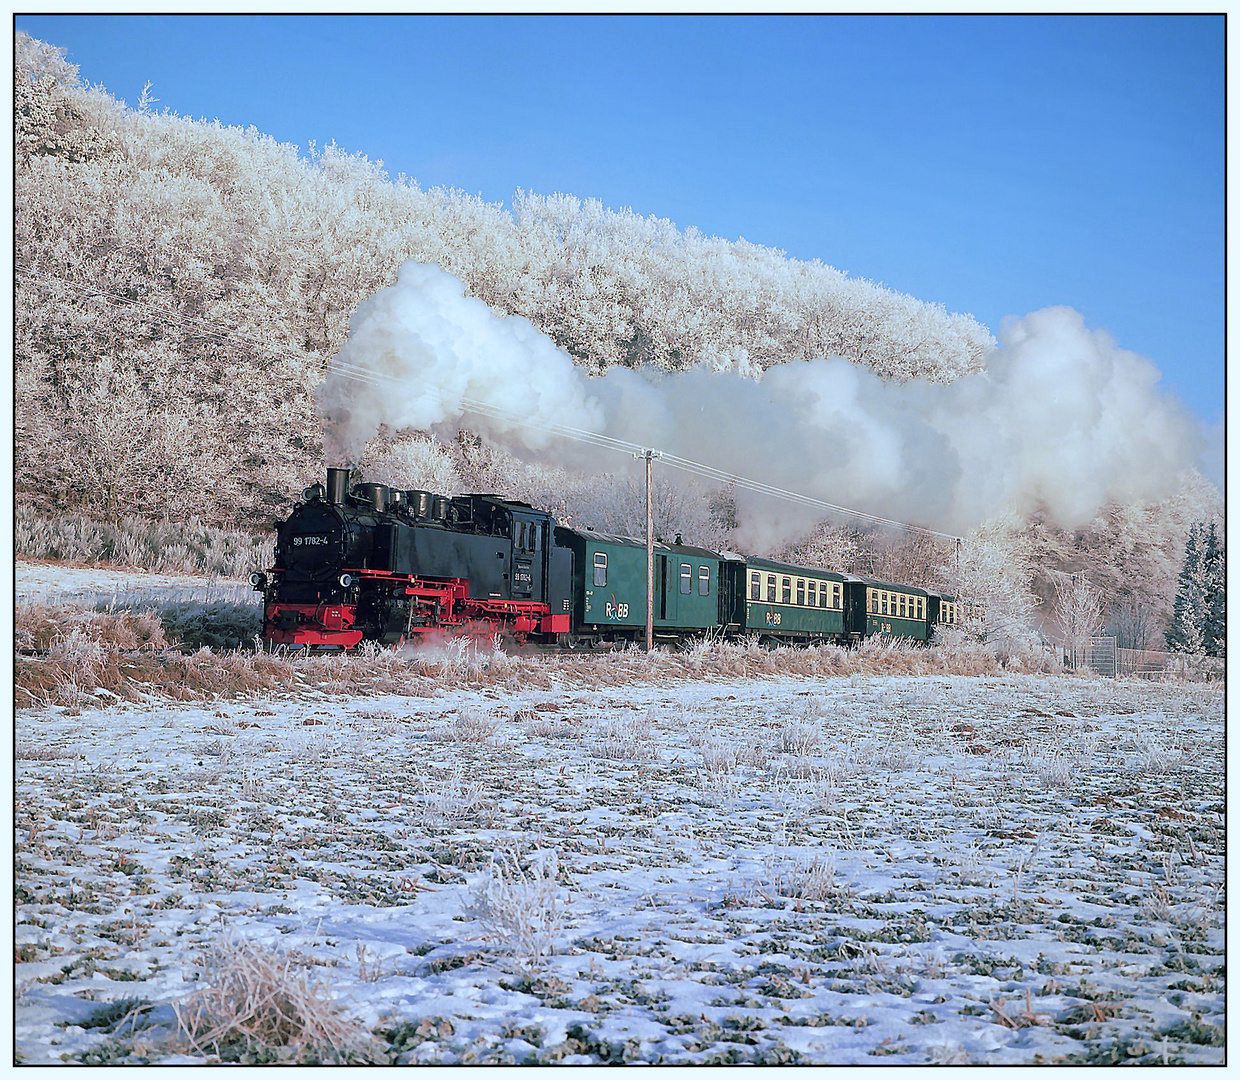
[17,265,962,542]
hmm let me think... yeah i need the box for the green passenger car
[851,576,933,642]
[561,529,726,643]
[741,557,849,641]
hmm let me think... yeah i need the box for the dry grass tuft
[173,938,368,1063]
[17,603,171,653]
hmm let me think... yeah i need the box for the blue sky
[17,14,1224,431]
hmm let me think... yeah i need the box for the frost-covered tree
[942,516,1041,648]
[1202,525,1225,658]
[357,433,462,496]
[1167,523,1225,657]
[1053,573,1105,667]
[1108,600,1155,651]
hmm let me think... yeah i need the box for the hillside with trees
[15,31,991,524]
[14,31,1222,653]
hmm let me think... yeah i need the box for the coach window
[782,577,792,604]
[593,552,607,587]
[881,593,888,615]
[698,566,710,596]
[767,575,777,602]
[797,579,805,606]
[750,572,761,600]
[899,595,907,618]
[917,597,924,619]
[680,563,692,595]
[806,581,816,607]
[870,590,879,614]
[834,585,842,609]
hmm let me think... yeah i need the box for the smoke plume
[316,261,1203,543]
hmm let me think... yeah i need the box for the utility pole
[636,449,659,652]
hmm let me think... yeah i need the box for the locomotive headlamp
[338,573,355,588]
[249,572,267,589]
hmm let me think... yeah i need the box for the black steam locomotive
[253,467,574,648]
[253,467,960,649]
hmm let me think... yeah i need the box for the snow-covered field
[16,559,254,609]
[13,564,1226,1065]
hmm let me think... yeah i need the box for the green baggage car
[562,529,728,645]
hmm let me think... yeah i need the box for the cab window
[593,552,607,587]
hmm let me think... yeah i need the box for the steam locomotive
[253,467,960,649]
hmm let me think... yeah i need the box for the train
[252,467,960,650]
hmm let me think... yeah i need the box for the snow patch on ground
[17,558,252,609]
[16,671,1224,1064]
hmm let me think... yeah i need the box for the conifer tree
[1166,523,1224,655]
[1200,523,1225,657]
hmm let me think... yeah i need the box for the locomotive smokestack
[326,467,349,505]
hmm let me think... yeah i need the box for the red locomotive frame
[263,568,570,648]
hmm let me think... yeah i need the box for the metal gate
[1069,636,1117,677]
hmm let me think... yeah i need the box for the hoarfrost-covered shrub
[588,711,658,761]
[418,766,485,825]
[779,855,843,902]
[468,848,562,965]
[451,708,500,743]
[777,720,820,756]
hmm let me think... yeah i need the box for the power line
[17,266,962,542]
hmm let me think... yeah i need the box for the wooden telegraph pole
[638,449,658,652]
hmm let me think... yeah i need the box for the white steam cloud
[317,261,1203,542]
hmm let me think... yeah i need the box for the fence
[1065,636,1177,679]
[1117,647,1177,679]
